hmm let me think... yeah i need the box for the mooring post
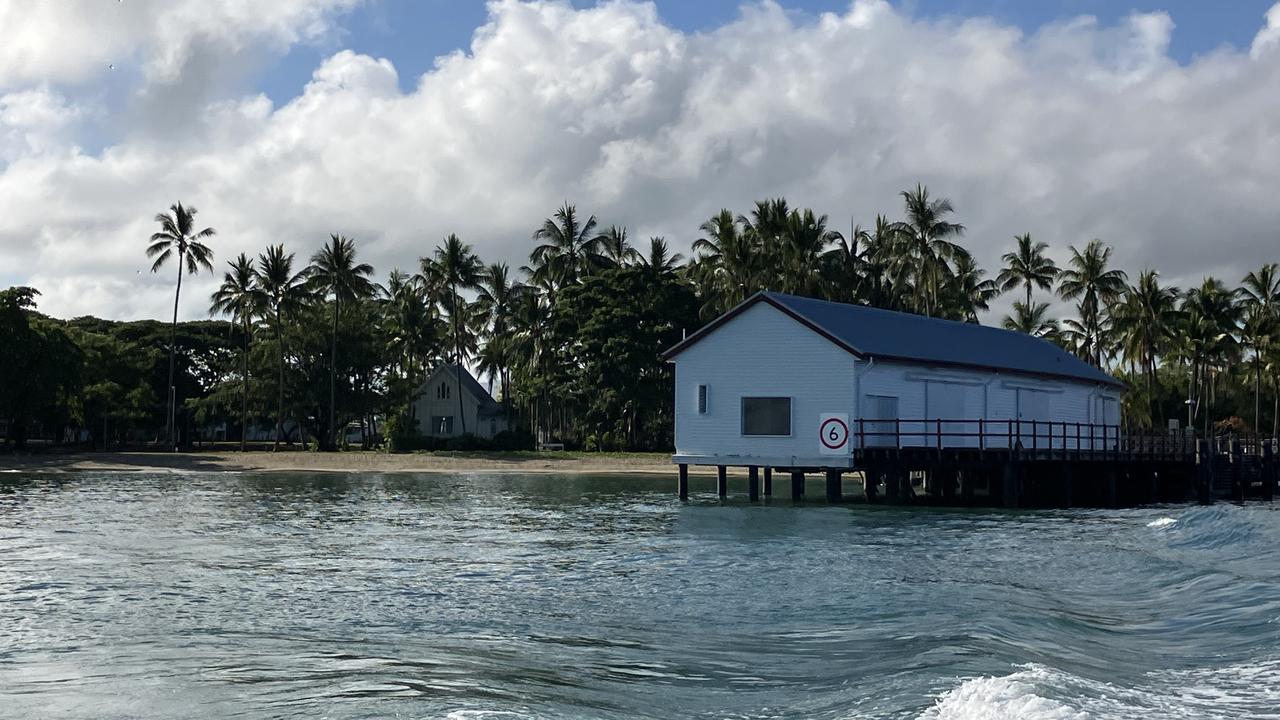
[678,463,689,501]
[1002,462,1020,508]
[790,470,804,501]
[717,465,728,499]
[825,468,842,503]
[1231,439,1244,501]
[1263,441,1275,502]
[1063,463,1074,508]
[1106,466,1118,508]
[1196,439,1213,505]
[863,466,878,503]
[748,465,760,502]
[763,467,773,497]
[885,466,901,503]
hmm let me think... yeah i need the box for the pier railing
[854,418,1199,460]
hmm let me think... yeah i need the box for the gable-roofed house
[662,292,1124,469]
[411,364,509,440]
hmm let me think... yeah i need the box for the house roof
[423,363,506,415]
[662,291,1123,388]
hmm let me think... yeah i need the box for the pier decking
[676,419,1278,508]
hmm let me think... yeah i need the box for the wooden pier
[675,419,1279,508]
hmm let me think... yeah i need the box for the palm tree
[531,202,602,290]
[146,202,215,451]
[892,184,965,316]
[308,234,376,449]
[997,233,1058,309]
[1057,239,1128,366]
[256,245,310,451]
[777,209,838,295]
[1112,271,1181,429]
[209,254,262,452]
[597,226,640,268]
[474,263,523,403]
[692,209,757,316]
[639,237,684,280]
[1239,263,1280,433]
[1002,301,1058,339]
[947,251,999,322]
[382,268,442,406]
[1181,278,1240,437]
[422,233,483,434]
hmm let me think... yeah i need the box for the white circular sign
[820,416,849,450]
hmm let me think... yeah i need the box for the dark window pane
[742,397,791,436]
[698,385,708,414]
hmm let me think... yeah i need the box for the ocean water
[1,471,1278,719]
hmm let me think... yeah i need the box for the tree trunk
[274,309,284,452]
[241,315,249,452]
[168,256,183,452]
[454,283,466,435]
[330,297,339,450]
[1255,353,1261,434]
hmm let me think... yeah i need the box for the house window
[437,382,452,400]
[741,397,791,436]
[697,384,708,414]
[432,416,454,435]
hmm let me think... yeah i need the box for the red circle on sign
[820,418,849,449]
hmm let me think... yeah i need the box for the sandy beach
[0,449,707,475]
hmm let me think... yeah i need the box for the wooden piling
[1263,441,1275,502]
[864,466,878,503]
[717,465,727,498]
[1196,439,1213,505]
[1231,439,1244,502]
[1063,463,1074,508]
[748,466,760,502]
[1001,462,1020,508]
[790,470,804,501]
[763,467,773,497]
[825,468,842,503]
[678,463,689,501]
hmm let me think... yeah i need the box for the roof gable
[663,292,1123,388]
[419,364,504,411]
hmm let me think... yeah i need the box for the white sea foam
[919,659,1280,720]
[917,666,1087,720]
[1147,517,1177,528]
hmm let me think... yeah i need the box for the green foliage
[0,288,84,446]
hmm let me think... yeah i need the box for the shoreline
[0,449,711,476]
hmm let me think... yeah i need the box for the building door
[863,395,899,447]
[1016,389,1051,448]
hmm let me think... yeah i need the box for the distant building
[662,292,1124,469]
[411,363,509,439]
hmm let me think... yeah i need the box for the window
[437,382,452,400]
[741,397,791,436]
[432,416,454,435]
[697,384,708,414]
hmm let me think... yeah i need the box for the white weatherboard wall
[858,360,1122,449]
[672,302,1125,463]
[673,302,856,466]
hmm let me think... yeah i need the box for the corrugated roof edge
[660,291,1125,389]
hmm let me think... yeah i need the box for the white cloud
[1254,2,1280,59]
[0,0,360,88]
[2,0,1280,322]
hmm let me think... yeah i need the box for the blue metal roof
[666,292,1122,388]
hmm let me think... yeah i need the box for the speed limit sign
[819,413,850,455]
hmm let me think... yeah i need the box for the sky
[1,0,1279,323]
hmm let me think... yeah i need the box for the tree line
[1,185,1277,451]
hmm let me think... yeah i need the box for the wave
[918,659,1280,720]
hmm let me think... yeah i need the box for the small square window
[742,397,791,436]
[697,384,708,414]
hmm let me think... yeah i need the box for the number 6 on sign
[819,413,850,455]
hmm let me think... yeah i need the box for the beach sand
[0,449,707,475]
